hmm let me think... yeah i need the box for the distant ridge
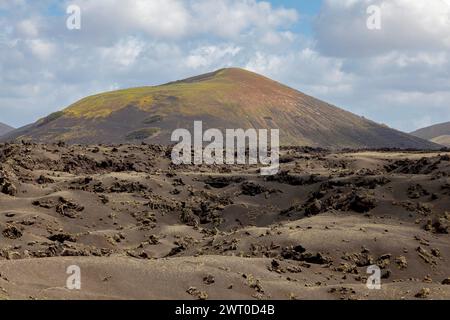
[0,122,14,137]
[411,121,450,147]
[2,68,439,149]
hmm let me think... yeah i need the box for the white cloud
[0,0,26,10]
[100,37,145,67]
[0,0,449,134]
[190,0,298,38]
[75,0,190,39]
[372,52,449,69]
[16,19,39,38]
[27,39,56,60]
[260,31,295,46]
[316,0,450,57]
[186,44,241,68]
[66,0,298,41]
[245,48,354,97]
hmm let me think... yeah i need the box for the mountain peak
[1,69,439,149]
[165,67,275,86]
[217,67,267,78]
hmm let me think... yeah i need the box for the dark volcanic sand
[0,143,449,300]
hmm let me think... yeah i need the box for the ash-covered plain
[0,142,450,300]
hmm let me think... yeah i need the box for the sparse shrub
[143,115,163,124]
[125,128,160,140]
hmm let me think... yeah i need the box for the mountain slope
[431,135,450,147]
[2,68,439,149]
[0,122,14,137]
[411,122,450,147]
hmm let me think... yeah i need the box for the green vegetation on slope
[63,69,238,119]
[37,111,64,127]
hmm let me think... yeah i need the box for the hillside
[2,68,438,149]
[431,135,450,147]
[411,122,450,147]
[0,122,14,137]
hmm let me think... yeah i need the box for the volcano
[2,68,438,149]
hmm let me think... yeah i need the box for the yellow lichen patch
[61,71,240,119]
[64,89,157,118]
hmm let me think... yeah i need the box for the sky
[1,0,450,132]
